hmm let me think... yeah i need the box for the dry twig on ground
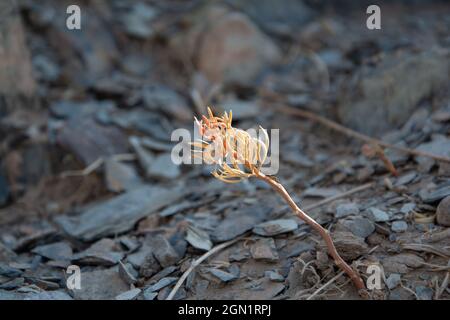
[276,105,450,163]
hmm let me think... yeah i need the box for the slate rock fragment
[391,220,408,233]
[212,204,272,242]
[326,231,369,261]
[206,268,238,283]
[104,158,142,193]
[147,234,181,268]
[419,182,450,204]
[335,202,359,218]
[385,273,401,290]
[185,225,213,251]
[436,196,450,227]
[71,268,128,300]
[250,238,279,262]
[24,290,72,300]
[118,261,138,285]
[56,117,128,165]
[72,238,124,266]
[366,207,390,222]
[146,277,178,292]
[32,242,73,261]
[55,185,186,241]
[115,288,141,300]
[341,217,375,238]
[252,219,298,237]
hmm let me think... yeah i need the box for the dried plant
[193,107,367,295]
[362,143,398,176]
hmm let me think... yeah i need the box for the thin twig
[277,105,450,163]
[254,171,367,295]
[166,236,243,300]
[400,281,419,300]
[402,243,450,258]
[307,270,345,300]
[304,182,374,211]
[423,228,450,243]
[60,154,136,177]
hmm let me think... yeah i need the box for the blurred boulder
[339,49,449,136]
[171,5,281,86]
[0,1,37,113]
[227,0,316,38]
[56,117,129,165]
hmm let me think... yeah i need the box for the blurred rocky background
[0,0,449,300]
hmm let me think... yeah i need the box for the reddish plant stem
[254,170,366,293]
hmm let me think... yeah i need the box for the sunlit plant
[192,107,366,295]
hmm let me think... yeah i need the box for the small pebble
[335,203,359,218]
[207,268,238,283]
[400,202,416,214]
[265,271,284,282]
[415,286,433,300]
[391,220,408,232]
[367,207,390,222]
[385,273,401,290]
[115,288,141,300]
[436,196,450,227]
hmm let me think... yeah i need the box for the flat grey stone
[420,183,450,204]
[252,219,298,236]
[72,238,124,266]
[394,172,417,186]
[115,288,141,300]
[265,270,284,282]
[55,185,186,241]
[143,290,158,300]
[212,204,272,242]
[400,202,416,214]
[391,220,408,233]
[146,277,178,292]
[250,238,279,262]
[335,203,359,218]
[118,261,138,285]
[147,234,180,268]
[32,242,73,261]
[342,217,375,238]
[415,286,434,300]
[207,268,238,283]
[385,273,401,290]
[71,268,128,300]
[24,290,73,300]
[185,225,212,251]
[366,207,390,222]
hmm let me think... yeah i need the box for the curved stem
[254,170,366,293]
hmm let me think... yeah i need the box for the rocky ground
[0,0,449,300]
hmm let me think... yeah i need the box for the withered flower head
[192,107,269,183]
